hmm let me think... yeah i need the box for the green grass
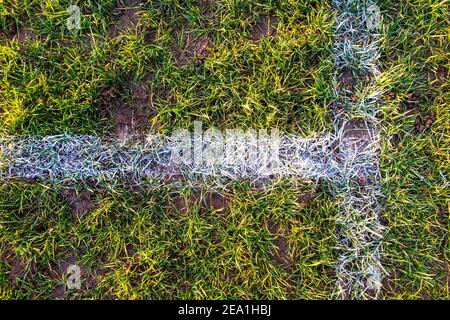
[0,0,448,299]
[0,0,334,135]
[0,181,337,299]
[377,0,449,299]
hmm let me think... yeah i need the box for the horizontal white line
[0,133,341,184]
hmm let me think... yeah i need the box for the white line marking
[0,133,340,183]
[0,0,386,300]
[332,0,385,299]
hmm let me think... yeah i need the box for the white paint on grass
[0,132,340,184]
[332,0,385,299]
[0,0,386,300]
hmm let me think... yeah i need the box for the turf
[377,0,449,299]
[0,0,448,299]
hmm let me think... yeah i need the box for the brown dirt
[429,66,449,86]
[114,98,134,140]
[173,51,190,67]
[46,251,103,299]
[124,244,137,258]
[202,192,229,213]
[110,9,141,37]
[192,36,212,64]
[297,192,317,207]
[129,74,157,132]
[8,26,36,46]
[381,269,402,296]
[45,254,77,299]
[173,34,213,66]
[250,15,278,41]
[415,111,436,133]
[109,0,158,42]
[339,68,356,91]
[389,133,402,147]
[170,190,229,214]
[53,284,66,299]
[341,118,374,154]
[11,28,34,43]
[179,280,191,290]
[197,0,215,19]
[171,193,197,214]
[62,189,95,219]
[109,0,146,37]
[1,250,37,289]
[98,75,157,140]
[400,92,420,112]
[47,253,77,281]
[266,219,295,272]
[334,118,376,186]
[132,73,154,109]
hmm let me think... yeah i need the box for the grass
[0,0,334,135]
[377,0,449,299]
[0,0,448,299]
[0,181,338,299]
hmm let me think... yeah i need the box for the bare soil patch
[197,0,215,19]
[132,73,154,109]
[62,189,95,219]
[173,34,213,66]
[114,98,154,139]
[170,190,229,214]
[415,111,436,133]
[8,26,36,47]
[46,252,100,299]
[1,250,37,289]
[171,192,198,214]
[381,269,402,296]
[10,28,35,43]
[202,192,229,213]
[430,66,449,86]
[339,68,356,92]
[124,244,137,258]
[114,97,134,140]
[297,192,317,207]
[109,0,146,37]
[266,219,294,271]
[342,118,374,149]
[250,15,278,41]
[98,76,156,140]
[400,92,420,112]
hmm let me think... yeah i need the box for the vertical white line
[332,0,385,299]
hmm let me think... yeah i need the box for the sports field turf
[0,0,448,299]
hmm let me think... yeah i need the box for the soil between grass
[0,0,448,300]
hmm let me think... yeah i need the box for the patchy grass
[378,0,449,300]
[0,0,334,136]
[0,0,448,300]
[0,0,337,300]
[0,181,337,299]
